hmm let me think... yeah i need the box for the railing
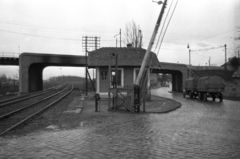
[0,52,20,58]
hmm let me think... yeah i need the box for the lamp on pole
[114,37,118,47]
[114,29,121,48]
[152,0,163,5]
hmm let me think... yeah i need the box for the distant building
[221,57,240,71]
[88,47,160,96]
[232,66,240,80]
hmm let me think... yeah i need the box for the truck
[183,76,225,102]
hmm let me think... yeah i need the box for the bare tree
[123,20,143,48]
[0,74,7,92]
[13,69,19,81]
[235,27,240,41]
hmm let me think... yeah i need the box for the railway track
[0,85,63,106]
[0,84,73,136]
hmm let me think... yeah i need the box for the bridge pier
[171,72,183,92]
[19,53,86,93]
[172,74,177,92]
[29,64,45,92]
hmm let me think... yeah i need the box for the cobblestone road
[1,88,240,159]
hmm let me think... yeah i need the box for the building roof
[88,47,160,67]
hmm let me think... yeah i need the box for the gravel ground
[7,89,82,136]
[6,90,181,137]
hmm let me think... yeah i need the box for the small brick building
[88,47,160,96]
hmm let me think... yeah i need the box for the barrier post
[95,93,101,112]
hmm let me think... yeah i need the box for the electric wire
[0,28,81,41]
[150,0,178,81]
[141,0,178,94]
[153,0,174,53]
[0,28,117,42]
[139,0,172,91]
[147,0,178,72]
[156,0,178,55]
[197,29,237,42]
[190,45,226,65]
[0,20,117,34]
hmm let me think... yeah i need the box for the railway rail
[0,84,73,136]
[0,85,63,106]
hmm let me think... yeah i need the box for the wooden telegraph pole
[120,29,121,48]
[82,36,100,95]
[224,44,227,70]
[133,0,168,112]
[134,0,167,86]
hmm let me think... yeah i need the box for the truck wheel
[212,95,215,101]
[190,92,193,99]
[183,92,186,98]
[219,94,223,102]
[198,92,202,100]
[203,93,207,101]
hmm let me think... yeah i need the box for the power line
[0,20,116,34]
[198,29,237,42]
[189,44,227,68]
[0,28,117,42]
[142,36,186,45]
[153,0,174,53]
[156,0,178,55]
[191,45,225,53]
[144,29,236,47]
[0,28,81,41]
[162,41,186,45]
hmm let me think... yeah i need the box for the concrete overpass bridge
[0,52,188,93]
[1,53,86,93]
[152,62,187,92]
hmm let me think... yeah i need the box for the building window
[133,68,140,82]
[101,71,107,80]
[111,68,123,87]
[133,68,150,87]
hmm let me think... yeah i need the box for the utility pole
[133,0,167,113]
[187,44,191,65]
[138,30,142,48]
[134,0,167,86]
[114,30,121,48]
[134,0,167,112]
[82,36,100,95]
[85,37,88,95]
[189,49,191,65]
[224,44,227,70]
[120,29,121,48]
[209,57,211,66]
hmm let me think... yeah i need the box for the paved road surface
[0,87,240,159]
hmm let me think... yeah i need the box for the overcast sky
[0,0,239,79]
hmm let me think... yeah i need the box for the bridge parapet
[0,52,19,58]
